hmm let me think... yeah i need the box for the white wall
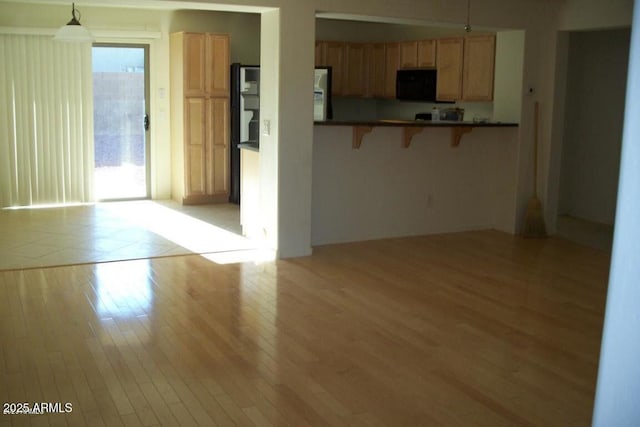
[493,30,525,123]
[316,17,464,42]
[593,1,640,424]
[273,2,316,257]
[312,125,518,245]
[559,0,634,30]
[559,28,630,226]
[169,10,260,64]
[258,10,280,251]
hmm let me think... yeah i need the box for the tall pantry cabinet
[170,32,230,204]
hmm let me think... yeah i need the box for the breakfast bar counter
[314,119,519,148]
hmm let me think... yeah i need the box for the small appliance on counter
[440,108,465,121]
[414,107,464,121]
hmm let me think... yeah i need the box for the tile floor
[0,200,259,271]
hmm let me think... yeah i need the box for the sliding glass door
[92,44,150,200]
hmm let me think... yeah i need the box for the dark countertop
[238,143,259,152]
[314,119,518,127]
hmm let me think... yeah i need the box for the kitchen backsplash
[332,97,494,122]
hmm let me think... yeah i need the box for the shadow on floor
[556,214,614,252]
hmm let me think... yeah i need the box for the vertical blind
[0,34,94,208]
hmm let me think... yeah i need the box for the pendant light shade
[54,3,94,43]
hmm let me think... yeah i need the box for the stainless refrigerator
[229,63,260,204]
[229,65,331,204]
[314,66,332,121]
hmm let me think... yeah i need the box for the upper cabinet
[344,43,367,97]
[417,39,437,68]
[384,43,400,99]
[399,40,437,69]
[436,35,495,102]
[462,35,496,102]
[316,34,495,103]
[436,37,464,101]
[366,43,386,98]
[399,41,418,68]
[183,33,229,97]
[316,41,345,96]
[206,34,230,97]
[315,41,324,67]
[184,33,206,95]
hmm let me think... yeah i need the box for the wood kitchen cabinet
[170,32,230,204]
[366,43,386,98]
[344,43,367,97]
[436,35,495,102]
[315,41,325,67]
[384,42,400,98]
[436,37,464,101]
[182,33,229,97]
[316,34,494,102]
[417,39,437,68]
[399,40,437,69]
[462,34,496,101]
[316,41,345,96]
[399,41,418,68]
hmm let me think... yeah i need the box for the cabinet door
[417,39,436,68]
[344,43,366,97]
[184,33,206,96]
[436,37,463,101]
[384,43,400,99]
[206,34,230,97]
[185,97,207,196]
[462,35,496,101]
[399,41,418,69]
[315,41,326,66]
[207,97,230,197]
[366,43,386,98]
[325,42,345,96]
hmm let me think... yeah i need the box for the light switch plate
[262,119,271,136]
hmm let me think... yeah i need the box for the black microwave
[396,69,437,102]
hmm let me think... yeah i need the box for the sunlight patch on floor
[101,201,256,254]
[0,200,269,270]
[201,248,276,265]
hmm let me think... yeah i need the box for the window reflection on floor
[95,259,153,319]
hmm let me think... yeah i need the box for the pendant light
[464,0,472,32]
[54,3,94,43]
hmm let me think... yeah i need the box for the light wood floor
[0,230,610,426]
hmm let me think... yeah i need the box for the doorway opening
[555,28,630,251]
[92,44,150,200]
